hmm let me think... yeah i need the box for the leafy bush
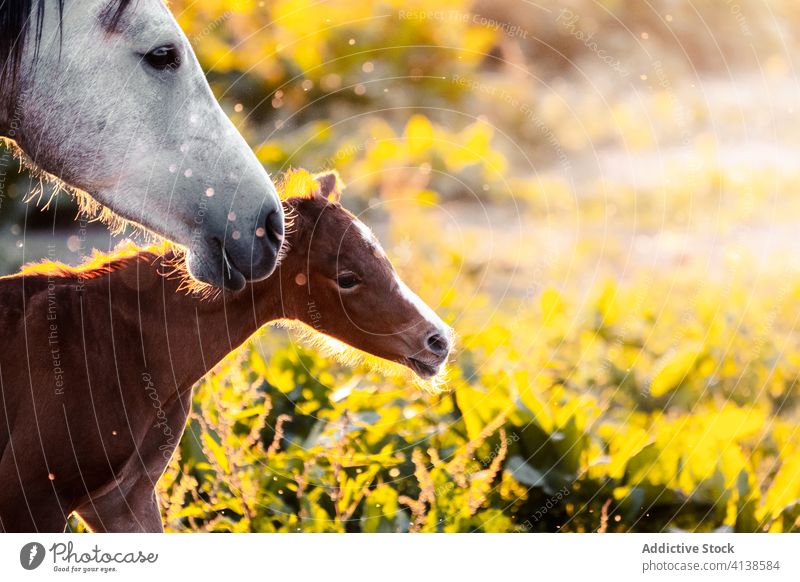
[151,257,800,533]
[147,0,800,534]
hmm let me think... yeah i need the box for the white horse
[0,0,284,290]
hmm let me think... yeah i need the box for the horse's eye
[143,45,181,71]
[336,273,361,289]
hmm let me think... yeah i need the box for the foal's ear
[313,171,343,203]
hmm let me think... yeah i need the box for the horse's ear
[313,171,343,203]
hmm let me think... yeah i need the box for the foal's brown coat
[0,174,451,532]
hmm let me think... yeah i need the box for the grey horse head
[0,0,284,290]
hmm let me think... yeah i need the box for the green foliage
[156,270,800,532]
[148,0,800,534]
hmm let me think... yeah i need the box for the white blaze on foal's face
[353,217,451,347]
[345,215,453,378]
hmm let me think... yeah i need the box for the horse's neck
[0,64,23,136]
[0,88,11,135]
[0,84,27,140]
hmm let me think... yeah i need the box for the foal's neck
[151,252,297,391]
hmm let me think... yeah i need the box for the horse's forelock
[0,0,133,90]
[98,0,134,32]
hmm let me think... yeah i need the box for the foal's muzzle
[406,326,453,379]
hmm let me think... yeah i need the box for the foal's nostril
[426,332,450,357]
[264,209,284,248]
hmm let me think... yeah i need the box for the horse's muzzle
[223,206,286,285]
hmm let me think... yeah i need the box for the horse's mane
[0,0,133,91]
[11,241,176,281]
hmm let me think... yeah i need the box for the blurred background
[4,0,800,532]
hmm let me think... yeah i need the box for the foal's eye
[336,272,361,290]
[143,45,181,71]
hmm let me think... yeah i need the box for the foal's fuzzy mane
[12,241,176,281]
[9,240,224,299]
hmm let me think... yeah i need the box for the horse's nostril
[265,209,284,248]
[426,332,449,356]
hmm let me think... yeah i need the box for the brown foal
[0,171,452,532]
